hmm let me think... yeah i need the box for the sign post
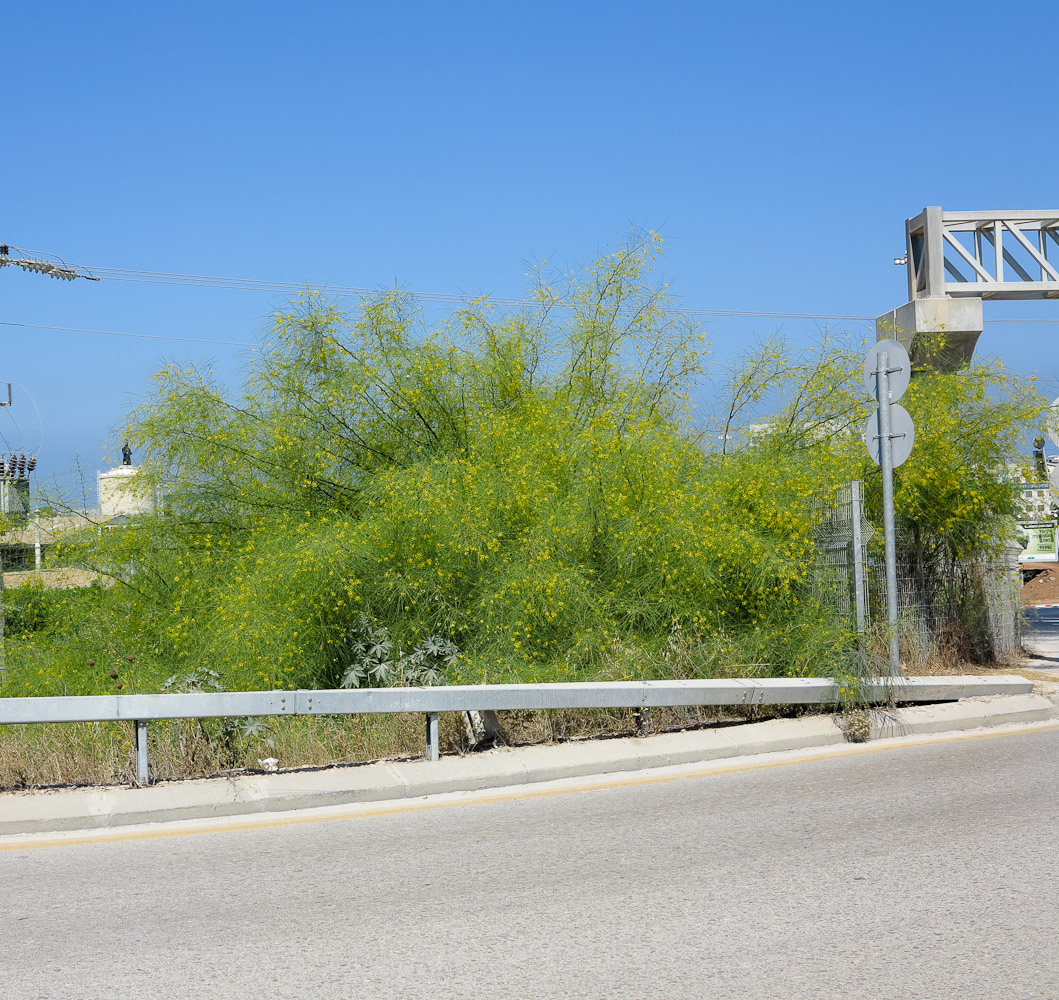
[863,339,915,676]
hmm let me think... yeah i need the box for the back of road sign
[864,403,915,468]
[863,338,911,403]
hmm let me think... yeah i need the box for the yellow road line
[4,720,1059,853]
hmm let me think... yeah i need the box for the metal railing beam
[0,675,1032,724]
[0,676,1033,781]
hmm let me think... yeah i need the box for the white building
[97,465,156,518]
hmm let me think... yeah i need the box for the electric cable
[0,320,259,348]
[10,382,45,455]
[4,249,1059,350]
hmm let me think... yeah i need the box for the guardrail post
[134,720,149,785]
[425,712,440,761]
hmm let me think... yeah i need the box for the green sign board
[1019,523,1058,563]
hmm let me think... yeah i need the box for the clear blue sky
[3,0,1058,500]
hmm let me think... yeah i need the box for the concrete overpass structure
[878,207,1059,370]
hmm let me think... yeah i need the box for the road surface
[1023,605,1059,669]
[3,726,1058,998]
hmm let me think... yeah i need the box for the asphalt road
[1023,606,1059,666]
[3,727,1058,999]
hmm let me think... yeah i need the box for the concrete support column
[876,296,983,372]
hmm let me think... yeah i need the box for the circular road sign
[864,403,916,468]
[1045,395,1059,449]
[863,338,911,404]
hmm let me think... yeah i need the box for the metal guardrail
[0,675,1033,784]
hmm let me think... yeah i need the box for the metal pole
[0,546,5,682]
[134,720,149,785]
[425,712,440,761]
[875,353,902,675]
[850,480,867,635]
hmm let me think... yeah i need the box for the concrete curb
[1,693,1056,837]
[869,692,1057,739]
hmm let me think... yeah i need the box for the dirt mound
[1021,564,1059,605]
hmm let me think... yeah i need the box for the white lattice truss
[908,208,1059,301]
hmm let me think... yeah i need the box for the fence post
[425,712,440,761]
[850,480,868,635]
[134,720,149,785]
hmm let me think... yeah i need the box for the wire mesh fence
[811,481,872,634]
[813,481,1021,661]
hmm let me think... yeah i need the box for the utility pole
[0,242,96,678]
[0,244,99,282]
[0,407,38,680]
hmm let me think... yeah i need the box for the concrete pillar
[982,539,1023,661]
[876,296,984,372]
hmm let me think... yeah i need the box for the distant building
[0,459,155,588]
[97,465,156,518]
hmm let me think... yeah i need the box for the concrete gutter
[1,691,1056,837]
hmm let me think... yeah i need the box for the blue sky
[3,0,1058,500]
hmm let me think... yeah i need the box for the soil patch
[1021,564,1059,605]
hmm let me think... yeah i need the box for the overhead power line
[21,254,1059,324]
[5,245,1059,347]
[4,314,1059,353]
[1,244,875,320]
[0,320,258,348]
[74,263,884,321]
